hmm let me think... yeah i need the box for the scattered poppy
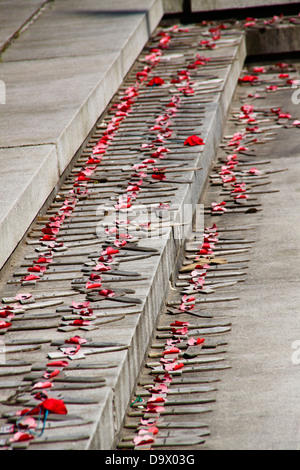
[65,336,87,345]
[147,77,165,87]
[184,135,205,146]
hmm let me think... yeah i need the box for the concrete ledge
[0,0,164,270]
[0,145,59,270]
[191,0,300,12]
[246,23,300,55]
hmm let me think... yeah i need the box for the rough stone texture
[246,24,300,56]
[192,0,300,12]
[163,0,300,13]
[0,0,48,51]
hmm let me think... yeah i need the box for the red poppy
[46,360,69,368]
[188,337,205,346]
[171,327,189,335]
[10,432,34,443]
[147,396,165,404]
[184,135,205,146]
[211,201,227,212]
[133,434,155,446]
[71,319,90,327]
[32,381,53,390]
[162,348,181,355]
[42,398,68,415]
[147,77,165,87]
[93,262,111,272]
[152,173,166,181]
[86,282,102,290]
[164,362,184,371]
[0,321,12,329]
[98,289,115,297]
[65,336,87,345]
[238,75,259,83]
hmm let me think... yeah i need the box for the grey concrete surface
[0,0,164,270]
[203,75,300,450]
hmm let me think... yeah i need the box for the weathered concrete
[163,0,300,14]
[0,0,49,51]
[246,23,300,56]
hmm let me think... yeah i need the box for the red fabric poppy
[42,398,68,415]
[98,289,115,297]
[238,75,259,83]
[101,247,119,256]
[147,77,164,87]
[184,135,205,146]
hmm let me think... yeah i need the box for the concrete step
[0,0,164,270]
[0,18,246,450]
